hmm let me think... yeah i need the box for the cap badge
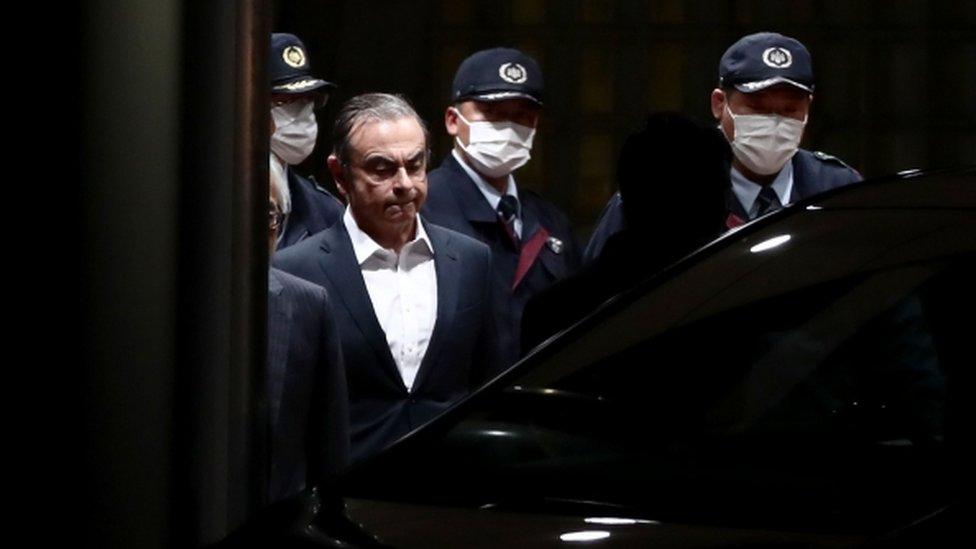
[762,47,792,69]
[499,62,528,84]
[283,46,307,68]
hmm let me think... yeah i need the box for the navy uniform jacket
[422,154,581,364]
[266,267,349,504]
[583,148,862,263]
[277,168,344,251]
[273,219,501,463]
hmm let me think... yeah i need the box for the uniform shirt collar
[452,148,521,217]
[730,160,794,214]
[343,207,434,266]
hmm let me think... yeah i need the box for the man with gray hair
[274,93,501,462]
[265,159,348,503]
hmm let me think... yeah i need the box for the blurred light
[483,430,512,437]
[897,168,922,177]
[750,234,791,253]
[584,517,658,525]
[805,205,822,211]
[560,530,611,542]
[543,388,557,395]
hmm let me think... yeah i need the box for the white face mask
[271,99,317,165]
[453,108,536,179]
[726,105,806,176]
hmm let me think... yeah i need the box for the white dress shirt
[731,160,794,219]
[343,208,438,391]
[452,148,523,237]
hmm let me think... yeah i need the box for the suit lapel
[266,269,291,427]
[411,222,460,392]
[316,223,401,385]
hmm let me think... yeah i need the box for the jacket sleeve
[306,286,350,483]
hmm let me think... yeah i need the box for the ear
[710,88,726,120]
[444,105,460,136]
[327,155,348,200]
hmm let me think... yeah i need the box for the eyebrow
[361,148,426,164]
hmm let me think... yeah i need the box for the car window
[343,257,971,534]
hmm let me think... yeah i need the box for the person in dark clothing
[522,112,730,354]
[584,32,861,263]
[268,32,345,250]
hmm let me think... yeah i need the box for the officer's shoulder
[306,175,339,197]
[425,162,461,191]
[805,149,859,173]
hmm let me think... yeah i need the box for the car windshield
[336,171,975,534]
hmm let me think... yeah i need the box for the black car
[225,167,975,548]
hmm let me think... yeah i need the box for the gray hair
[331,93,430,166]
[269,155,291,214]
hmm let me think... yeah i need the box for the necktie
[497,195,520,248]
[754,186,782,218]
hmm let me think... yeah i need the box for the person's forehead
[349,116,426,158]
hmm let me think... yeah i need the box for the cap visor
[272,77,336,94]
[467,90,542,105]
[734,76,813,94]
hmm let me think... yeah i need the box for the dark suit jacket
[583,148,863,263]
[422,153,581,365]
[273,218,501,462]
[266,267,349,504]
[277,168,344,251]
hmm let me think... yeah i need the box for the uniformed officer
[422,47,581,365]
[584,31,862,263]
[269,32,345,251]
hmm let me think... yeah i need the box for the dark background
[276,0,976,236]
[63,1,974,548]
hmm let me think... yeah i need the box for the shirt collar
[343,207,434,266]
[452,148,520,217]
[730,160,794,213]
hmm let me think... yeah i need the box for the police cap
[452,47,544,105]
[719,32,814,94]
[269,33,336,100]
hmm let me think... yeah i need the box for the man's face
[445,98,541,145]
[329,116,428,236]
[711,85,812,141]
